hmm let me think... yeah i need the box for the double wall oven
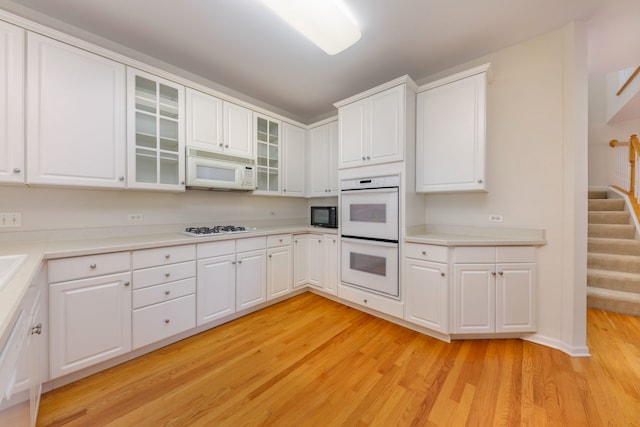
[340,175,400,298]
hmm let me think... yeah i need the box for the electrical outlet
[128,214,143,222]
[489,214,503,223]
[0,212,22,228]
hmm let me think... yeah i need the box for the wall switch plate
[128,214,143,222]
[0,212,22,228]
[489,214,503,222]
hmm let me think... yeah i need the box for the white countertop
[405,224,547,246]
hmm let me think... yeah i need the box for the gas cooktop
[182,225,256,237]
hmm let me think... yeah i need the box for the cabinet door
[186,88,222,151]
[453,264,494,334]
[267,246,292,299]
[255,113,280,193]
[495,263,536,332]
[236,250,266,311]
[404,258,448,333]
[0,21,24,184]
[307,235,323,288]
[49,272,132,378]
[323,234,338,295]
[416,72,487,193]
[368,85,404,165]
[282,123,305,196]
[307,124,330,197]
[27,33,126,188]
[223,102,253,158]
[327,120,339,194]
[338,101,366,168]
[128,68,185,191]
[196,254,236,325]
[293,235,309,288]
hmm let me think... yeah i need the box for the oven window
[197,165,234,182]
[350,204,386,223]
[350,252,386,276]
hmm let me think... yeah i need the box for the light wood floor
[37,292,640,426]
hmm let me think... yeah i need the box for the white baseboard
[523,334,591,357]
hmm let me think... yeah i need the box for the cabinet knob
[283,189,287,192]
[491,271,497,276]
[440,272,445,277]
[181,181,185,185]
[477,178,483,184]
[498,271,504,276]
[90,263,97,269]
[421,251,426,255]
[268,254,272,258]
[318,239,322,243]
[165,290,171,295]
[119,176,125,181]
[279,239,283,243]
[225,144,229,148]
[13,168,20,174]
[232,260,236,265]
[124,281,130,287]
[164,319,170,324]
[165,272,171,277]
[362,156,366,161]
[363,299,368,304]
[238,259,243,264]
[31,323,42,335]
[219,143,224,147]
[366,156,371,160]
[165,254,171,259]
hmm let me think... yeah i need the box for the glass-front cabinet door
[254,113,280,194]
[127,68,185,191]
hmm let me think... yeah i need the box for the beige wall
[416,25,589,355]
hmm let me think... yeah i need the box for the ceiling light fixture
[259,0,361,55]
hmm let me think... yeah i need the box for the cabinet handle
[238,260,243,264]
[31,323,42,335]
[362,156,366,161]
[124,281,130,287]
[421,251,426,255]
[165,290,171,295]
[366,156,370,160]
[283,189,287,192]
[165,272,171,277]
[363,299,368,304]
[477,178,483,184]
[268,254,272,258]
[181,181,185,185]
[119,176,125,181]
[90,263,97,269]
[318,239,322,243]
[498,271,504,276]
[491,271,497,276]
[225,144,229,148]
[219,143,224,147]
[165,254,171,259]
[164,319,170,324]
[13,168,21,173]
[440,272,445,277]
[279,239,283,243]
[232,260,236,265]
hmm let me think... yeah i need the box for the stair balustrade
[609,134,640,221]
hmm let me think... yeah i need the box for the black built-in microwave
[311,206,338,228]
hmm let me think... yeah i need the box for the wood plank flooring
[37,292,640,426]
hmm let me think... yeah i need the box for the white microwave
[186,147,256,191]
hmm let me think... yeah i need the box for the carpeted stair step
[588,252,640,274]
[588,223,636,239]
[588,237,640,255]
[588,190,608,199]
[588,199,626,211]
[588,211,630,224]
[587,287,640,316]
[587,268,640,293]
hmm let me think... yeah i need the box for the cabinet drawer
[237,236,266,252]
[453,247,495,263]
[405,243,448,263]
[197,240,235,259]
[133,294,195,349]
[132,245,195,269]
[133,261,195,289]
[133,277,195,309]
[496,246,536,263]
[48,252,130,283]
[267,234,292,248]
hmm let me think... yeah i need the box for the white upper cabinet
[0,21,24,184]
[307,119,338,197]
[254,113,281,194]
[416,64,490,193]
[281,123,305,196]
[223,102,254,158]
[127,68,185,191]
[336,81,410,169]
[186,88,254,159]
[27,33,127,188]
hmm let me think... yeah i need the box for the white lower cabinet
[293,235,309,289]
[453,246,536,334]
[404,245,449,334]
[48,252,132,379]
[293,234,324,289]
[131,245,196,349]
[236,247,267,310]
[323,234,338,295]
[267,234,293,299]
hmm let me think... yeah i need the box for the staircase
[587,190,640,316]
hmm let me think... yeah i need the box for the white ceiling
[1,0,637,123]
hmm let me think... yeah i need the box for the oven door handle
[340,237,398,248]
[340,187,398,195]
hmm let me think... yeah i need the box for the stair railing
[609,134,640,219]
